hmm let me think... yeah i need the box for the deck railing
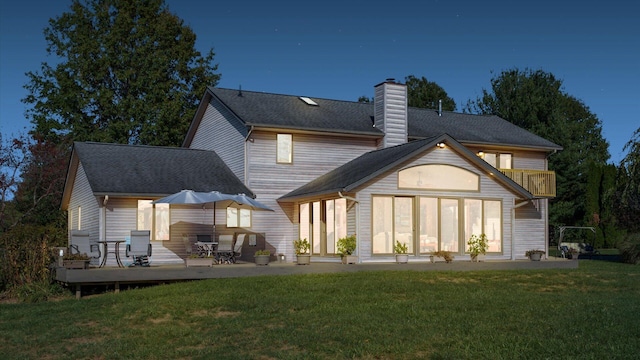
[499,169,556,197]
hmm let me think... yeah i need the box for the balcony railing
[499,169,556,198]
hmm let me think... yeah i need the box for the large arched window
[398,164,479,191]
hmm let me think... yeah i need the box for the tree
[466,68,611,235]
[405,75,456,111]
[23,0,220,147]
[615,127,640,232]
[0,133,30,231]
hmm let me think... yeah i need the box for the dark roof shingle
[211,87,562,150]
[74,142,252,197]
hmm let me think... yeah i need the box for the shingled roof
[279,134,534,201]
[208,87,562,151]
[67,142,253,198]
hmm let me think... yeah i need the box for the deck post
[115,282,120,294]
[75,285,82,299]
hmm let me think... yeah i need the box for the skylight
[299,96,318,106]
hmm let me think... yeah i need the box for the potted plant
[430,250,454,263]
[185,254,214,267]
[467,233,489,262]
[394,240,409,264]
[525,249,545,261]
[62,252,91,269]
[337,234,357,264]
[254,249,271,266]
[294,238,311,265]
[568,248,580,260]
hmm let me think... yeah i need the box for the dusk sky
[1,0,638,164]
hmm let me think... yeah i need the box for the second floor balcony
[499,169,556,198]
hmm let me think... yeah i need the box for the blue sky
[1,0,638,164]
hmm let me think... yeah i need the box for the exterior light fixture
[477,150,484,157]
[436,142,445,148]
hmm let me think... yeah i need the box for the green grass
[1,261,639,359]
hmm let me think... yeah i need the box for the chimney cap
[386,78,396,83]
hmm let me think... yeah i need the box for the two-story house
[62,79,561,265]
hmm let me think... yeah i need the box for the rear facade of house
[182,79,561,262]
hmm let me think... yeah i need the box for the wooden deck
[55,258,579,298]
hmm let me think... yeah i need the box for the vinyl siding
[67,163,101,264]
[190,98,247,181]
[374,82,408,148]
[247,130,377,259]
[355,146,517,261]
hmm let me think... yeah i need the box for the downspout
[244,126,254,185]
[339,191,360,263]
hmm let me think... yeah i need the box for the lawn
[1,260,639,359]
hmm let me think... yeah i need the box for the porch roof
[278,134,535,202]
[62,142,253,208]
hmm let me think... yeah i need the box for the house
[62,79,561,264]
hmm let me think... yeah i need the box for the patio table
[97,240,125,268]
[196,241,218,257]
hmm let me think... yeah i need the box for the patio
[55,258,578,299]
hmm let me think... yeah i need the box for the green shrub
[393,240,408,254]
[618,232,640,265]
[0,224,66,292]
[255,250,270,256]
[337,234,357,255]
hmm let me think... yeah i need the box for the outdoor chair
[69,230,101,260]
[230,234,246,263]
[216,234,234,264]
[559,245,569,258]
[182,234,193,256]
[126,230,152,267]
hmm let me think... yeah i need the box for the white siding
[355,146,517,262]
[374,82,408,149]
[190,99,247,181]
[247,131,377,260]
[67,163,100,265]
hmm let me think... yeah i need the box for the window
[277,134,292,163]
[374,196,502,255]
[299,199,347,255]
[481,152,512,169]
[137,200,170,240]
[464,199,502,253]
[398,164,479,191]
[226,208,251,228]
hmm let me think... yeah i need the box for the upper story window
[481,152,512,169]
[277,134,292,164]
[398,164,479,191]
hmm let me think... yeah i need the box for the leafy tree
[615,127,640,232]
[23,0,220,147]
[357,76,455,110]
[466,68,610,234]
[405,75,456,111]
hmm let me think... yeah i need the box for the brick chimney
[374,79,408,149]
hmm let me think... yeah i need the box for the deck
[55,258,578,299]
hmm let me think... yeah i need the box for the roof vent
[238,85,243,97]
[299,96,318,106]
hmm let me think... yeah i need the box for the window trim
[276,133,293,164]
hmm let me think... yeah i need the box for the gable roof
[62,142,252,207]
[208,87,383,136]
[185,87,561,151]
[278,134,535,202]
